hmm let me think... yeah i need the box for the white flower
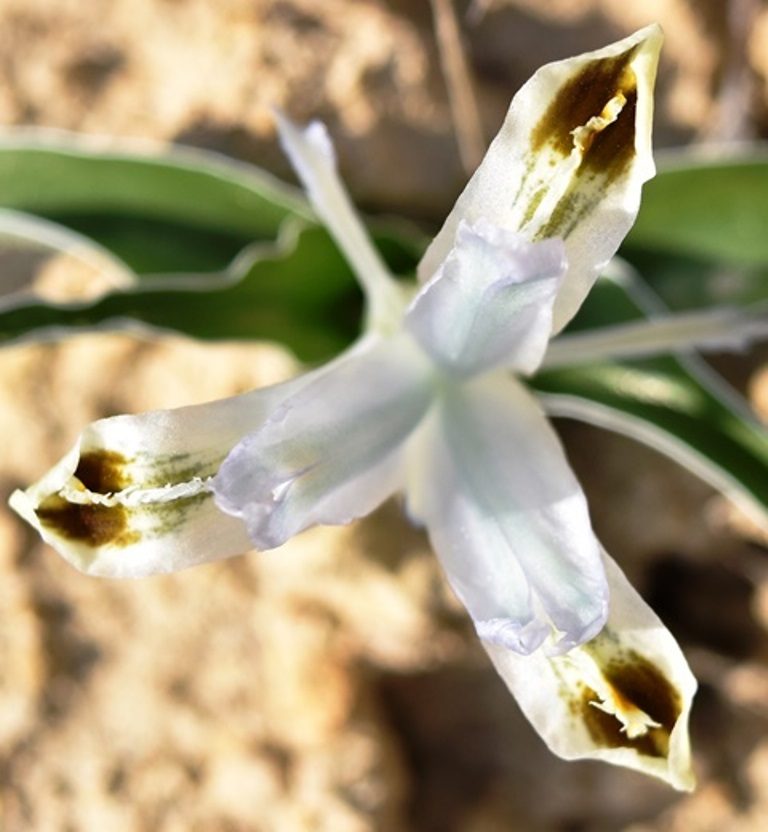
[10,25,699,789]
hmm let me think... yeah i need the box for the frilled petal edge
[483,551,697,791]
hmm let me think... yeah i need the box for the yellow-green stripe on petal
[9,364,330,577]
[482,552,696,791]
[10,438,250,578]
[418,24,663,335]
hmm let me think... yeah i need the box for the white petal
[8,369,323,577]
[274,113,405,332]
[418,25,663,334]
[405,219,566,377]
[215,332,434,549]
[483,551,697,791]
[406,373,607,654]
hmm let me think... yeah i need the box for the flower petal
[406,373,607,654]
[482,551,697,791]
[214,332,434,549]
[418,25,663,334]
[405,219,566,377]
[274,113,405,332]
[9,363,329,577]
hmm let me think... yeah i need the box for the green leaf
[625,150,768,267]
[0,130,313,273]
[534,270,768,527]
[0,224,363,362]
[622,150,768,313]
[535,354,768,524]
[0,130,426,353]
[0,208,136,309]
[614,252,768,313]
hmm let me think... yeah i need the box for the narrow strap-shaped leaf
[0,224,363,361]
[0,130,311,234]
[622,151,768,312]
[533,271,768,528]
[535,354,768,527]
[625,150,768,267]
[0,207,136,309]
[0,130,314,274]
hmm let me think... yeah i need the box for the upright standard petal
[418,25,663,334]
[405,219,566,378]
[274,113,405,332]
[483,552,697,791]
[215,332,434,550]
[8,372,322,578]
[406,372,607,655]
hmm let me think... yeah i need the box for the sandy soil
[1,2,767,830]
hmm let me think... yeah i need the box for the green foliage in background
[0,131,766,523]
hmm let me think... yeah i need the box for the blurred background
[1,1,768,830]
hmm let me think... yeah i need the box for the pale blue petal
[214,333,434,549]
[405,220,565,378]
[407,373,607,654]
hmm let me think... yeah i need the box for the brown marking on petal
[37,495,138,548]
[529,51,641,242]
[534,78,636,242]
[75,450,131,494]
[580,80,638,179]
[580,650,682,759]
[531,47,639,176]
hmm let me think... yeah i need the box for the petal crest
[406,373,608,654]
[418,25,663,334]
[215,332,434,549]
[405,219,566,378]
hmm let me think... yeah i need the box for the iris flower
[12,25,702,789]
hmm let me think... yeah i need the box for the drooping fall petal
[418,24,663,335]
[406,372,608,655]
[7,359,345,577]
[483,551,697,791]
